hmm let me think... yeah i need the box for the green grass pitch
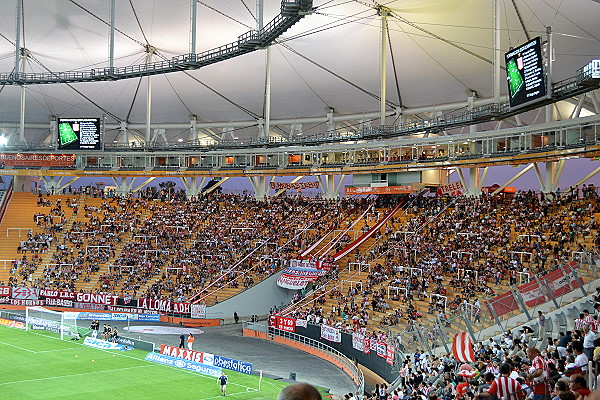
[58,123,79,146]
[0,325,293,400]
[506,58,524,98]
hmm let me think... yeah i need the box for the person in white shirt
[571,341,589,373]
[582,325,596,361]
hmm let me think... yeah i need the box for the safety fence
[242,321,365,395]
[389,250,600,357]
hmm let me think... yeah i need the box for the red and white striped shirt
[574,318,587,330]
[530,355,549,395]
[487,376,524,400]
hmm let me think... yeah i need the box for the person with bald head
[277,382,322,400]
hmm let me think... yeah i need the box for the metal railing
[243,321,364,394]
[390,250,600,357]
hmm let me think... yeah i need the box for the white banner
[320,324,341,343]
[191,303,206,319]
[277,274,312,289]
[296,319,307,328]
[352,332,365,351]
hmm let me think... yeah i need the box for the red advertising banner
[160,344,204,363]
[517,280,546,307]
[11,287,39,300]
[0,153,76,168]
[274,316,296,332]
[39,289,76,300]
[0,286,11,297]
[345,186,413,195]
[137,298,172,312]
[376,341,387,358]
[437,181,465,195]
[486,291,519,318]
[76,293,118,306]
[546,261,582,298]
[363,337,371,354]
[386,345,395,365]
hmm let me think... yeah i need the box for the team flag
[452,331,475,363]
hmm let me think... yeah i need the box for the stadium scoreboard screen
[57,118,102,150]
[505,37,547,109]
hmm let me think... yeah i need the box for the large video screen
[505,37,547,109]
[57,118,102,150]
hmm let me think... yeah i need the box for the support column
[190,0,197,54]
[41,176,63,194]
[493,0,501,104]
[378,6,391,125]
[467,167,487,197]
[111,177,134,196]
[19,49,27,143]
[544,160,565,194]
[533,162,546,193]
[109,0,116,70]
[119,121,128,145]
[249,176,272,202]
[181,177,205,198]
[318,175,345,200]
[145,49,154,144]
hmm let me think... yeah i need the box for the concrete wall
[206,270,296,319]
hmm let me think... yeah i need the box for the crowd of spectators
[285,187,600,355]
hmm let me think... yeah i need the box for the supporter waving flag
[452,331,476,363]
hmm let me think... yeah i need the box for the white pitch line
[18,330,260,393]
[0,341,36,353]
[0,365,154,386]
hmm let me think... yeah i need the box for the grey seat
[556,312,567,333]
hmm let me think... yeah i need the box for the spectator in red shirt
[569,375,591,400]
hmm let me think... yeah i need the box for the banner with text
[320,324,341,343]
[0,153,76,168]
[345,185,413,195]
[277,266,325,289]
[270,181,319,190]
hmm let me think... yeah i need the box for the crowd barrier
[390,251,600,356]
[243,321,366,394]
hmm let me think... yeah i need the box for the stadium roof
[0,0,598,144]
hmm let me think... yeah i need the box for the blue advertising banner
[144,352,222,377]
[83,337,125,350]
[213,355,253,375]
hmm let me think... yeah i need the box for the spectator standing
[187,333,194,350]
[538,311,546,340]
[179,333,185,348]
[234,311,239,324]
[582,325,596,361]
